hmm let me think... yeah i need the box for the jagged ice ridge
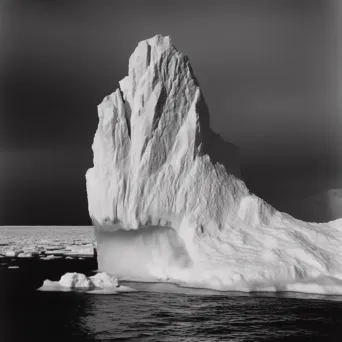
[86,35,342,294]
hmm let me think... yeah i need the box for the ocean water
[1,274,342,342]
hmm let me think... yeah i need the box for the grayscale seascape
[1,1,342,341]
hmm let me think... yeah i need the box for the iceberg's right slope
[86,35,342,294]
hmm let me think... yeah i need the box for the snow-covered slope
[86,35,342,294]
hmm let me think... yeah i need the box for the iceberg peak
[87,34,242,229]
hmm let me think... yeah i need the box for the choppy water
[1,280,342,341]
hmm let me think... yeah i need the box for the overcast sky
[0,0,340,224]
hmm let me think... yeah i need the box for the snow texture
[86,35,342,294]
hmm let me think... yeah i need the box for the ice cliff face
[87,35,244,230]
[86,35,342,293]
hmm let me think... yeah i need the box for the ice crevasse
[86,34,342,294]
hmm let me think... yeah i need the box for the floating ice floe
[38,272,136,293]
[5,250,24,257]
[59,272,92,288]
[18,252,38,258]
[44,245,65,251]
[40,255,63,260]
[64,246,95,256]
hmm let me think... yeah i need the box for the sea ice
[85,34,342,295]
[89,272,119,288]
[18,252,38,258]
[5,250,23,257]
[59,272,92,288]
[41,255,62,260]
[64,245,95,256]
[39,280,72,292]
[39,272,136,293]
[0,226,94,255]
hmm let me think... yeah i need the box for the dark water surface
[1,265,342,341]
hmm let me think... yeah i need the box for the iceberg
[86,34,342,294]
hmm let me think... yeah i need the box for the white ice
[5,250,23,257]
[39,272,136,293]
[0,226,95,256]
[85,34,342,295]
[18,252,38,258]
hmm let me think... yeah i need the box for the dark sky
[0,0,340,224]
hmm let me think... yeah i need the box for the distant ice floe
[0,243,95,263]
[38,272,136,294]
[18,252,38,258]
[0,226,95,257]
[5,250,24,257]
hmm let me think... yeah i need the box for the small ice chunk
[45,245,65,251]
[39,272,136,293]
[59,272,92,288]
[41,255,61,260]
[39,280,72,292]
[18,251,38,258]
[45,250,67,255]
[5,250,23,257]
[89,272,119,289]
